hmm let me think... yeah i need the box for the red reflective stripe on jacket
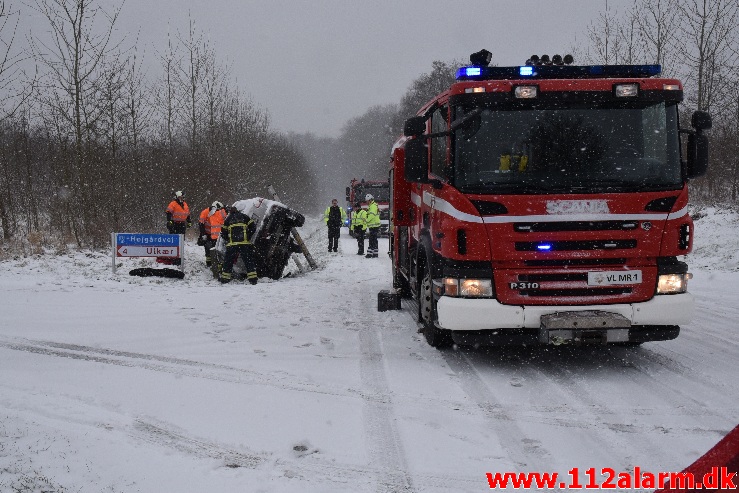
[166,200,190,222]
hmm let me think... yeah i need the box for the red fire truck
[346,178,390,236]
[390,51,711,348]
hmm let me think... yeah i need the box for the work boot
[249,279,258,285]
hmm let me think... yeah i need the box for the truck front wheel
[419,262,453,348]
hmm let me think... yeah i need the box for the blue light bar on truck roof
[456,64,661,81]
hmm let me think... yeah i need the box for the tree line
[297,0,739,209]
[0,0,316,253]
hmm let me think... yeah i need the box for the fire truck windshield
[354,183,390,202]
[452,101,682,194]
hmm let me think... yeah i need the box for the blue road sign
[116,234,180,247]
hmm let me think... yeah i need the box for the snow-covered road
[0,214,737,492]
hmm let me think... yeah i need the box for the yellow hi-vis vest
[351,209,367,230]
[365,201,380,228]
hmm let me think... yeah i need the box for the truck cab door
[428,103,449,252]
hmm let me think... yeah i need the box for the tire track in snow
[440,349,553,470]
[131,419,264,469]
[0,335,483,415]
[358,326,415,493]
[616,345,739,422]
[0,336,349,398]
[508,348,691,467]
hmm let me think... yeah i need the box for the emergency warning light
[456,61,661,81]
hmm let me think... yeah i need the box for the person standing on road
[219,206,258,285]
[166,191,191,235]
[323,198,346,253]
[198,201,226,267]
[351,202,367,255]
[365,194,380,258]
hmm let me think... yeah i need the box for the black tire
[418,260,453,348]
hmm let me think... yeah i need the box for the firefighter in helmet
[219,205,258,285]
[166,190,191,234]
[198,201,226,267]
[365,194,380,258]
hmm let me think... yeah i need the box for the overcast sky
[25,0,628,137]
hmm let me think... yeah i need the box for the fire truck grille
[513,221,639,233]
[524,258,626,267]
[518,287,633,297]
[515,240,637,251]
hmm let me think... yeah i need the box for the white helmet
[212,201,223,209]
[174,190,184,198]
[365,194,373,201]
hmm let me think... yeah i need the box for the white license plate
[588,270,642,286]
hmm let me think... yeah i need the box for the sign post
[111,233,184,274]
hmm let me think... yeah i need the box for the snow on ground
[0,209,737,492]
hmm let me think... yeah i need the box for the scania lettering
[389,50,710,348]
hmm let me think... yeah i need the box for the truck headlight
[656,273,691,294]
[441,278,493,298]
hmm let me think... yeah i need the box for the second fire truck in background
[345,178,390,236]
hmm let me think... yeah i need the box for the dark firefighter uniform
[323,200,347,252]
[219,208,258,285]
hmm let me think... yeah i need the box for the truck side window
[430,105,448,179]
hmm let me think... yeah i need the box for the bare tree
[28,0,124,243]
[153,28,181,152]
[0,1,34,119]
[586,0,622,64]
[177,13,206,152]
[677,0,739,113]
[586,0,648,65]
[632,0,681,72]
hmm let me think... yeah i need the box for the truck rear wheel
[419,263,453,348]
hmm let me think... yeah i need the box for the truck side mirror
[404,138,428,183]
[686,110,711,179]
[687,132,709,178]
[692,111,712,131]
[404,116,426,137]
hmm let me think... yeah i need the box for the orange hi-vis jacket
[199,208,227,240]
[166,200,190,223]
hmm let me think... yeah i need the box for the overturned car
[211,198,305,281]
